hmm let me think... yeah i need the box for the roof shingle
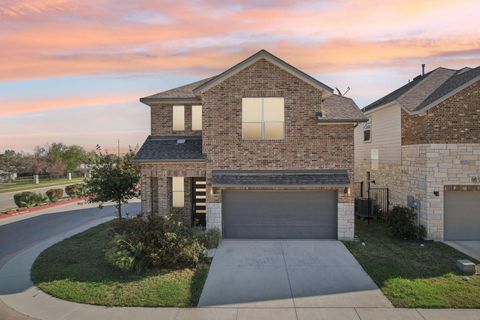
[134,136,205,162]
[212,170,350,186]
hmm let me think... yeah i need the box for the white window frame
[172,176,185,208]
[172,105,185,131]
[242,97,284,140]
[363,117,372,142]
[191,105,202,131]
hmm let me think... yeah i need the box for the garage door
[444,191,480,240]
[222,190,337,239]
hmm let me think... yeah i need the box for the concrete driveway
[445,241,480,261]
[198,240,392,308]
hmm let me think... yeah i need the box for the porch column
[158,176,169,216]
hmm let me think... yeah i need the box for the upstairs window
[191,105,202,131]
[363,118,371,142]
[172,105,185,131]
[172,177,184,207]
[242,97,284,140]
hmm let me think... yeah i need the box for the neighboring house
[135,50,366,240]
[354,66,480,241]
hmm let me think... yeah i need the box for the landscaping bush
[65,184,85,198]
[13,191,35,208]
[201,228,221,249]
[105,215,206,273]
[46,188,64,202]
[388,206,427,240]
[13,192,48,208]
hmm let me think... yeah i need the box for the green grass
[0,177,84,194]
[343,220,480,308]
[31,221,210,307]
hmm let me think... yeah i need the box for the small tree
[85,147,139,219]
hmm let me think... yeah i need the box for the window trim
[191,105,202,131]
[172,176,185,208]
[242,97,285,140]
[172,105,185,131]
[363,117,372,142]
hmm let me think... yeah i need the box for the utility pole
[117,139,120,157]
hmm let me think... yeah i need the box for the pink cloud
[0,0,479,81]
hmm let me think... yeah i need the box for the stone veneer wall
[356,144,480,240]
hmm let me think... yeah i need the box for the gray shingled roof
[212,170,350,186]
[318,94,367,122]
[364,66,480,113]
[415,66,480,110]
[141,77,213,100]
[134,136,205,162]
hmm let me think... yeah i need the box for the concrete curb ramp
[1,225,480,319]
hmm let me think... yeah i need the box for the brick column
[158,176,169,216]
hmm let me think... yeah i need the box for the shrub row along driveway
[199,239,392,308]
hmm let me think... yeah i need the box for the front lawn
[31,221,209,307]
[343,220,480,308]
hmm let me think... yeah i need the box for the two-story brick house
[355,66,480,241]
[136,50,366,240]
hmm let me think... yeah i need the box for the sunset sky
[1,0,479,153]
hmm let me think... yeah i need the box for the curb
[0,198,87,220]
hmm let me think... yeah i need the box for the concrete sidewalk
[1,227,480,320]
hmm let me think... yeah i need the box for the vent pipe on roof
[421,64,425,76]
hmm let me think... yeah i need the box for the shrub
[32,193,49,206]
[105,215,206,273]
[14,191,35,208]
[388,206,426,240]
[13,192,48,208]
[65,184,84,198]
[202,228,221,249]
[46,189,64,202]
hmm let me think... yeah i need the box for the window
[191,105,202,131]
[363,118,371,142]
[172,105,185,131]
[242,97,284,139]
[172,177,184,207]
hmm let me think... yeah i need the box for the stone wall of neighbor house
[150,105,202,136]
[402,81,480,145]
[357,144,480,240]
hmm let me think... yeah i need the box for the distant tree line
[0,143,98,177]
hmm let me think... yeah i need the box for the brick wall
[151,105,202,136]
[201,58,355,201]
[402,81,480,145]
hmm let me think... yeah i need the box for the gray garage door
[222,190,337,239]
[444,191,480,240]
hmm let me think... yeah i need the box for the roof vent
[422,63,425,76]
[177,139,186,144]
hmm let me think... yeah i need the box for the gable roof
[193,49,334,94]
[364,66,480,114]
[318,94,367,122]
[140,50,334,105]
[415,66,480,111]
[140,78,212,105]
